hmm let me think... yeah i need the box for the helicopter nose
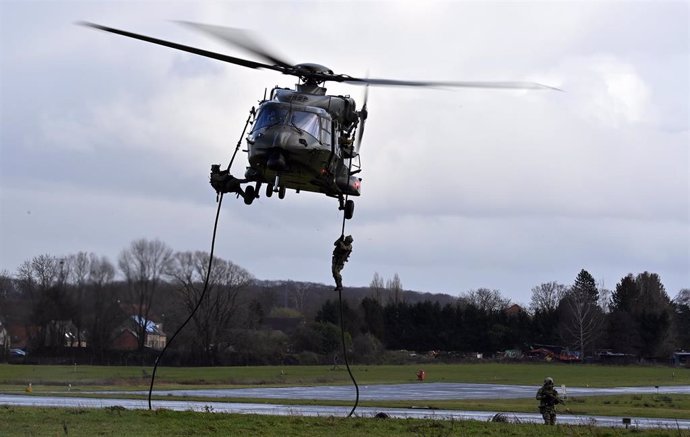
[267,150,288,171]
[272,129,295,149]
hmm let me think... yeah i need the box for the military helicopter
[81,22,557,219]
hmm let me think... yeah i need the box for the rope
[338,286,360,417]
[147,193,224,409]
[147,110,253,410]
[337,153,359,417]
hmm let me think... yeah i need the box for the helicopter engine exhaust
[266,150,288,171]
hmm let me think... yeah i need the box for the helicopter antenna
[263,87,267,102]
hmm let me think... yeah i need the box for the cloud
[1,1,688,303]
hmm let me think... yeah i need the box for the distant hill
[244,279,458,319]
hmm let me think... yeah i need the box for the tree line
[0,238,688,365]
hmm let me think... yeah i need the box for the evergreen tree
[572,269,599,304]
[611,274,638,312]
[606,272,674,357]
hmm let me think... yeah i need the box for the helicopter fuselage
[244,86,362,199]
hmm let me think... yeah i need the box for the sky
[1,0,688,305]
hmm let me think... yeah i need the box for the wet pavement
[4,383,690,429]
[98,382,690,401]
[1,393,690,429]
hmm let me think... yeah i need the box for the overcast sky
[1,1,688,305]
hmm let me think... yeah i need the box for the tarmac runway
[3,383,690,429]
[124,382,690,401]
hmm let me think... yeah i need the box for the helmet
[544,377,554,385]
[344,235,353,243]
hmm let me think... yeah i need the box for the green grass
[1,364,689,435]
[0,406,688,437]
[1,363,689,422]
[1,362,688,389]
[349,394,690,420]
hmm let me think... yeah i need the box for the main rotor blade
[355,85,368,154]
[78,22,286,74]
[340,77,561,91]
[176,21,293,70]
[80,22,561,91]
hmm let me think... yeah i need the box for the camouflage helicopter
[82,22,557,220]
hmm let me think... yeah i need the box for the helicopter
[81,21,558,220]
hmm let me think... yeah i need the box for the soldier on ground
[331,235,353,291]
[536,376,562,425]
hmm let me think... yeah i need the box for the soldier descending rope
[331,235,353,291]
[536,377,563,425]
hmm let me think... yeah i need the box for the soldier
[536,377,562,425]
[331,235,353,291]
[209,165,246,197]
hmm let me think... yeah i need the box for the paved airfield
[131,382,690,401]
[3,383,690,429]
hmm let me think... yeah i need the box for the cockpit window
[253,104,325,142]
[253,105,289,131]
[291,111,320,139]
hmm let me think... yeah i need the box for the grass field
[1,363,689,435]
[1,406,689,437]
[1,362,688,389]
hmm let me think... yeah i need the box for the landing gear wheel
[344,199,354,220]
[265,183,273,198]
[278,185,286,199]
[244,185,255,205]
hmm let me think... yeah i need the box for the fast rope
[338,285,360,417]
[147,110,254,410]
[337,154,360,418]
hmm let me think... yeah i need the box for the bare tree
[0,270,14,311]
[171,251,252,364]
[118,239,174,351]
[674,289,690,350]
[386,273,403,305]
[0,269,15,300]
[465,288,510,313]
[16,255,66,349]
[529,282,566,314]
[290,281,309,314]
[65,252,90,347]
[559,287,603,358]
[369,272,385,303]
[87,254,119,361]
[18,254,61,293]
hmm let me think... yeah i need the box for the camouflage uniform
[536,377,562,425]
[331,235,353,291]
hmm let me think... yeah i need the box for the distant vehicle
[528,344,580,362]
[9,348,26,357]
[8,348,27,364]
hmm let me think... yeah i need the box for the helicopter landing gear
[344,199,354,220]
[338,195,355,220]
[265,183,273,198]
[243,185,255,205]
[271,175,286,199]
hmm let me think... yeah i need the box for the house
[6,323,35,349]
[112,315,167,351]
[44,320,86,348]
[5,321,85,350]
[672,351,690,367]
[504,304,525,317]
